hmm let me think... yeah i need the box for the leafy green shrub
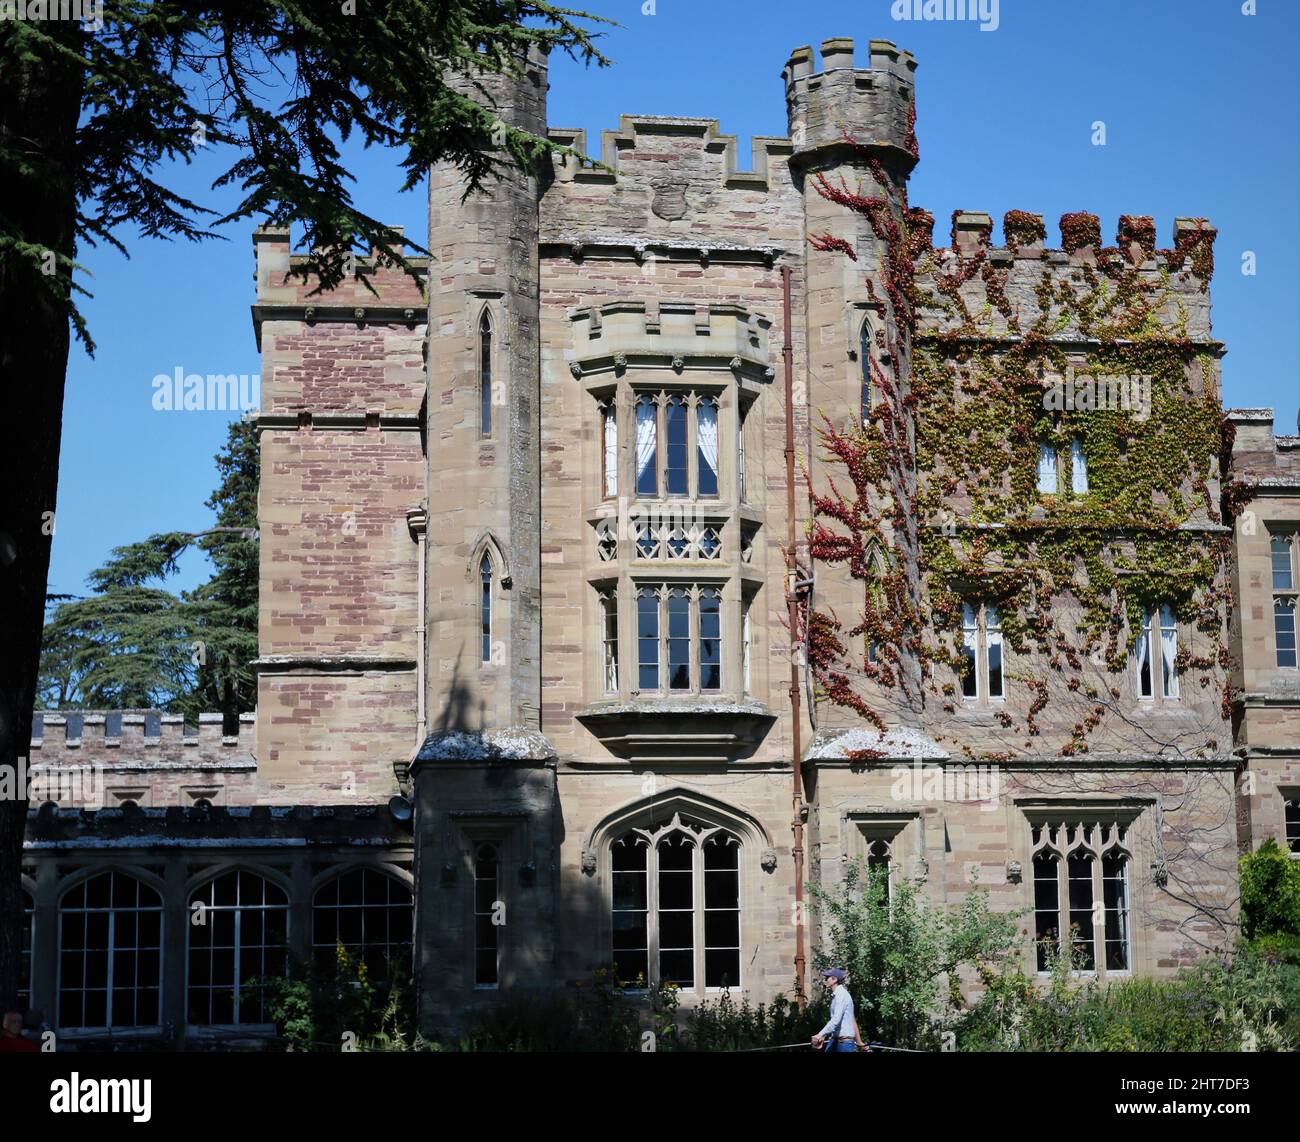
[677,989,826,1052]
[810,859,1022,1049]
[258,945,425,1052]
[957,942,1295,1052]
[1240,839,1300,941]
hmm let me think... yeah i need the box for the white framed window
[1136,603,1179,699]
[1036,443,1058,495]
[1070,436,1088,494]
[633,584,722,694]
[600,590,619,692]
[959,601,1004,701]
[312,868,413,982]
[610,814,740,991]
[1037,437,1087,497]
[1285,795,1300,854]
[58,871,162,1029]
[630,390,722,500]
[1031,820,1131,977]
[737,402,748,502]
[741,596,752,695]
[1276,599,1297,670]
[1272,534,1295,590]
[188,870,289,1025]
[601,399,618,498]
[1271,534,1297,668]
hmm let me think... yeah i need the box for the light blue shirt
[818,985,856,1040]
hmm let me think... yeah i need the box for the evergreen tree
[0,3,609,1008]
[37,418,261,716]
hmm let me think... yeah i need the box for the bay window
[633,584,723,694]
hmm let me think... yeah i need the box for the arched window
[860,319,872,418]
[59,871,162,1028]
[479,310,493,437]
[610,814,741,991]
[480,553,493,663]
[187,870,288,1025]
[1030,820,1130,976]
[474,843,500,987]
[313,868,413,981]
[866,549,887,666]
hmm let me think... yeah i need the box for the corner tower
[787,38,925,734]
[413,46,558,1031]
[422,46,549,741]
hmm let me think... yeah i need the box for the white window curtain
[1037,444,1058,494]
[635,398,657,493]
[985,604,1003,699]
[697,400,719,492]
[603,407,618,497]
[737,407,747,502]
[1071,437,1088,494]
[1136,611,1152,698]
[961,602,979,698]
[1159,605,1179,698]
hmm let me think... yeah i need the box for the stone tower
[412,45,558,1027]
[786,38,923,734]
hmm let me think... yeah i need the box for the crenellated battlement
[910,210,1220,343]
[782,37,917,173]
[252,225,428,321]
[31,710,255,762]
[547,117,794,192]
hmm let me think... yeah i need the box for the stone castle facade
[19,36,1300,1045]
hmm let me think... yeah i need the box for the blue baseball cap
[823,968,845,982]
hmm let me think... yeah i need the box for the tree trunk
[0,20,85,1013]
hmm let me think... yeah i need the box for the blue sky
[49,0,1299,601]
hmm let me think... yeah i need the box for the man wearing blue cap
[812,968,859,1052]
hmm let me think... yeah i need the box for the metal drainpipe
[782,264,807,1010]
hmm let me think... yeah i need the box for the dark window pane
[659,951,693,988]
[705,949,740,990]
[704,910,739,948]
[665,398,688,495]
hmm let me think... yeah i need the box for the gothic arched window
[860,319,873,418]
[480,553,493,663]
[59,871,163,1029]
[1030,819,1131,976]
[479,310,494,437]
[188,870,288,1024]
[610,814,741,991]
[312,868,413,982]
